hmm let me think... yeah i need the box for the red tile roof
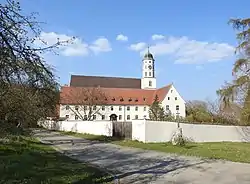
[60,84,172,106]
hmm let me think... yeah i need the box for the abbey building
[59,50,186,121]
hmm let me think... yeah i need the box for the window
[127,115,130,120]
[168,97,170,100]
[145,65,147,69]
[66,105,69,110]
[75,105,79,111]
[149,81,152,86]
[176,105,179,111]
[145,72,147,77]
[102,115,105,120]
[93,105,97,110]
[127,106,130,111]
[135,106,138,111]
[119,115,122,120]
[119,106,122,111]
[111,106,114,111]
[149,72,151,76]
[144,106,146,111]
[166,105,169,110]
[171,90,173,93]
[66,115,69,119]
[149,60,151,63]
[143,115,147,119]
[84,106,87,110]
[135,115,138,119]
[84,115,87,120]
[102,106,105,111]
[93,115,96,120]
[75,115,79,120]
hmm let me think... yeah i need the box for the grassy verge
[0,135,112,184]
[62,131,250,163]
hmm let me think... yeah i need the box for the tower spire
[147,44,151,54]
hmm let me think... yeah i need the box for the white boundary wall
[38,120,113,136]
[132,120,250,143]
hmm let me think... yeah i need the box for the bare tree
[0,0,72,130]
[62,87,108,121]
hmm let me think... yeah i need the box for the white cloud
[35,32,89,56]
[89,37,112,54]
[35,32,112,57]
[129,42,147,51]
[131,36,234,64]
[195,65,204,70]
[151,34,165,40]
[116,34,128,42]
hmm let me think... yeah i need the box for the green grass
[62,131,250,163]
[0,135,113,184]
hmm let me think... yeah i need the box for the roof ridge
[71,75,140,80]
[61,86,159,91]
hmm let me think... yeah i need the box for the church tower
[141,48,156,89]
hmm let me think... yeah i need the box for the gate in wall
[112,121,132,140]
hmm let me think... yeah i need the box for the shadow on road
[34,129,214,184]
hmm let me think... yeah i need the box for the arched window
[149,80,152,86]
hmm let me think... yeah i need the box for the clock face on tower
[148,65,152,69]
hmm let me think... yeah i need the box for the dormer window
[128,98,132,102]
[143,97,146,101]
[120,97,124,102]
[135,98,138,102]
[112,97,115,101]
[105,97,108,101]
[84,97,88,101]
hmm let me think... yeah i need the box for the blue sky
[17,0,250,100]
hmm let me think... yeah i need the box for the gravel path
[34,129,250,184]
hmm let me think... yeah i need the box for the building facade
[59,50,186,121]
